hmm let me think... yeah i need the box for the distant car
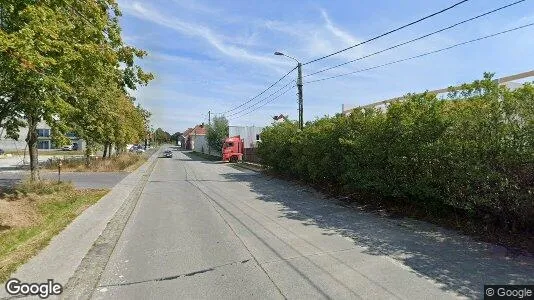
[163,150,172,158]
[62,145,73,151]
[0,149,4,155]
[135,148,145,154]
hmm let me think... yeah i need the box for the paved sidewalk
[0,149,160,299]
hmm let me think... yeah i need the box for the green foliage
[154,128,172,144]
[207,116,228,153]
[0,0,153,178]
[171,131,182,144]
[258,74,534,231]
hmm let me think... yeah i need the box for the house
[181,124,207,150]
[0,121,85,151]
[180,128,193,149]
[272,114,288,123]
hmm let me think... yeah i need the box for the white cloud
[320,9,359,46]
[122,2,286,68]
[260,11,366,64]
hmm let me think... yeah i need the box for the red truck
[222,136,243,162]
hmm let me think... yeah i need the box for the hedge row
[258,74,534,231]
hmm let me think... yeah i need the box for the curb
[0,149,160,299]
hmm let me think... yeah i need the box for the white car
[62,145,73,151]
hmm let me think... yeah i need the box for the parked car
[135,148,145,154]
[163,150,172,158]
[62,145,73,151]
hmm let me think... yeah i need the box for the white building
[342,70,534,115]
[228,125,264,148]
[0,121,85,151]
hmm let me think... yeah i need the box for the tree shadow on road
[180,151,224,164]
[220,171,534,299]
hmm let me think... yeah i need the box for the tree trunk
[102,142,108,158]
[25,116,39,181]
[107,143,112,158]
[85,145,91,167]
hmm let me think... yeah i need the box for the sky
[117,0,534,133]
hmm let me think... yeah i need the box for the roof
[182,128,193,138]
[183,124,206,137]
[191,124,207,135]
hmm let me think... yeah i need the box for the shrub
[258,74,534,232]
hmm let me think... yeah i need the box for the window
[37,140,50,149]
[37,129,50,137]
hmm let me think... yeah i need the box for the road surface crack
[98,259,251,288]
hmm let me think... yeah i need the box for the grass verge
[5,150,85,156]
[43,153,147,172]
[0,180,108,282]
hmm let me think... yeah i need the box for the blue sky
[117,0,534,133]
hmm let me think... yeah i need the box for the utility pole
[274,51,304,130]
[207,111,211,155]
[297,63,303,130]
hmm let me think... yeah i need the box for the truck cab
[222,136,243,163]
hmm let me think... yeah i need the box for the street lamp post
[274,52,303,130]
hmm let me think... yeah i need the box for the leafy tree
[0,0,153,179]
[206,116,228,153]
[154,128,172,144]
[171,132,182,145]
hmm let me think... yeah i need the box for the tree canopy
[0,0,153,180]
[154,128,172,144]
[206,116,228,153]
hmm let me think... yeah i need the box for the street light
[274,51,304,129]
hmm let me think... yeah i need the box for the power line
[305,0,527,78]
[222,66,297,114]
[229,83,297,120]
[305,22,534,85]
[226,79,296,118]
[225,79,295,118]
[302,0,471,66]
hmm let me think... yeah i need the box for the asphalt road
[80,150,533,299]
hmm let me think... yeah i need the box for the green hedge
[258,74,534,231]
